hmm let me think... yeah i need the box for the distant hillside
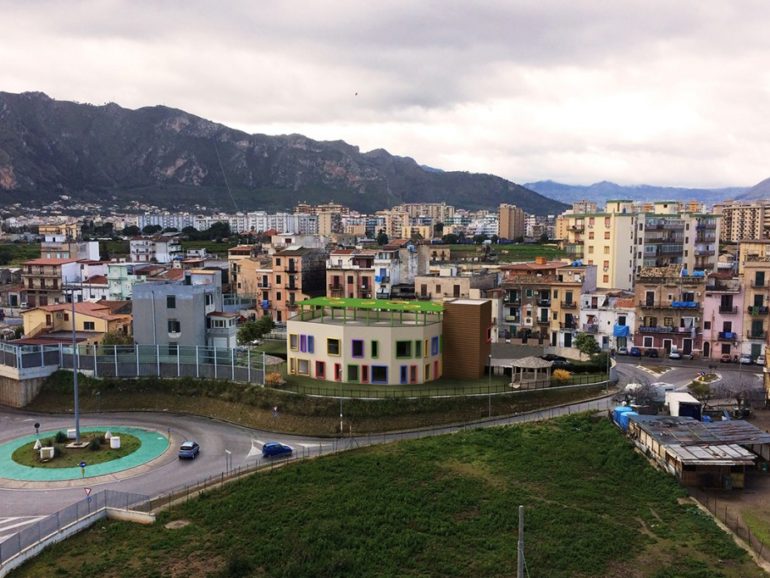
[525,180,748,207]
[736,177,770,201]
[0,91,567,215]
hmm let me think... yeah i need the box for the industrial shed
[627,415,770,489]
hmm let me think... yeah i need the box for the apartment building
[414,268,497,300]
[634,266,706,356]
[702,273,743,361]
[714,200,770,243]
[107,263,164,301]
[738,241,770,359]
[286,297,443,385]
[132,271,236,348]
[129,233,182,264]
[578,291,636,352]
[270,247,327,323]
[395,203,455,224]
[326,250,377,299]
[228,245,261,296]
[498,204,526,241]
[22,258,82,307]
[39,223,100,261]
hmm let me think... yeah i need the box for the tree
[433,222,444,238]
[539,232,549,243]
[574,332,601,357]
[142,224,162,235]
[123,225,141,237]
[101,332,133,346]
[473,234,488,245]
[376,229,389,245]
[237,316,275,345]
[442,233,459,244]
[208,221,231,241]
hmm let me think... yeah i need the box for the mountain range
[0,92,567,216]
[524,180,752,206]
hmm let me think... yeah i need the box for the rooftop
[298,296,443,313]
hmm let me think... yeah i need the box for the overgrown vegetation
[29,371,608,435]
[12,415,760,578]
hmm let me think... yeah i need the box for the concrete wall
[0,374,49,408]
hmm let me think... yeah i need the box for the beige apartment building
[498,204,526,241]
[738,241,770,358]
[714,201,770,243]
[395,203,455,223]
[270,248,327,323]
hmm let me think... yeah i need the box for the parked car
[668,350,682,360]
[739,354,753,365]
[178,440,200,460]
[262,442,293,458]
[629,347,642,357]
[617,346,628,355]
[644,349,659,358]
[720,353,733,363]
[757,355,766,366]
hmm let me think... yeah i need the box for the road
[614,356,765,392]
[0,391,619,539]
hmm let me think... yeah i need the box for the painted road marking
[0,515,48,542]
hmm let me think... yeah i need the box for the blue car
[629,347,642,357]
[178,440,200,459]
[262,442,293,458]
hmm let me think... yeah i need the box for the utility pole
[517,505,525,578]
[488,353,492,418]
[71,287,81,443]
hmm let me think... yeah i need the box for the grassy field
[28,371,609,435]
[12,415,761,578]
[450,243,566,262]
[0,242,40,265]
[179,240,236,255]
[12,431,140,468]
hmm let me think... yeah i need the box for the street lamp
[69,286,81,443]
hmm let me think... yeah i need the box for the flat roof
[298,296,443,313]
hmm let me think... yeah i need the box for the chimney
[535,256,547,265]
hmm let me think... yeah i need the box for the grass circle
[12,431,141,469]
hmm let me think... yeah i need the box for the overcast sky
[3,0,769,188]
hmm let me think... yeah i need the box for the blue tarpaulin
[613,324,630,337]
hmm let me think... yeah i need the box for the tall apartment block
[714,201,770,242]
[498,204,526,241]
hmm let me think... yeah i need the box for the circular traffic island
[0,426,170,482]
[12,431,141,469]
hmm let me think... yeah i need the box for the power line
[213,139,239,212]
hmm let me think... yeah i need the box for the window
[276,291,282,301]
[83,321,95,331]
[166,295,176,309]
[361,365,369,383]
[352,339,364,357]
[604,231,610,239]
[347,365,359,382]
[424,339,429,358]
[299,334,307,352]
[425,363,430,380]
[643,336,653,347]
[297,359,310,375]
[276,275,282,285]
[400,365,408,384]
[588,246,594,254]
[327,338,340,356]
[704,321,711,330]
[603,275,609,283]
[415,340,422,357]
[588,231,594,240]
[396,340,412,358]
[431,336,440,356]
[371,340,379,358]
[167,319,180,334]
[315,361,326,378]
[334,363,342,381]
[307,335,314,354]
[347,275,354,284]
[205,294,213,306]
[290,334,298,350]
[275,258,281,266]
[617,316,626,326]
[410,365,418,384]
[372,365,388,384]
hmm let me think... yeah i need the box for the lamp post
[70,286,80,443]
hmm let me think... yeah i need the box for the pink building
[702,273,743,360]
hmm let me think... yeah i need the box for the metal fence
[0,343,268,386]
[0,489,149,568]
[700,493,770,563]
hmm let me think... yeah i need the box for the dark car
[644,349,658,358]
[629,347,642,357]
[262,442,293,458]
[178,440,200,460]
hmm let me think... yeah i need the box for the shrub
[225,555,254,577]
[52,446,62,458]
[88,437,101,451]
[54,431,68,443]
[265,372,284,387]
[552,369,572,382]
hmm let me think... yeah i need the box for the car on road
[668,350,682,360]
[644,349,659,358]
[262,442,293,458]
[720,353,733,363]
[629,347,642,357]
[617,346,628,355]
[739,354,753,365]
[178,440,200,460]
[757,355,766,366]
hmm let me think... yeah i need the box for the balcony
[751,281,768,289]
[747,330,767,340]
[640,326,675,334]
[638,301,700,310]
[285,301,299,310]
[376,292,391,299]
[582,323,599,333]
[560,301,577,309]
[538,299,551,307]
[560,322,577,330]
[504,296,521,305]
[257,282,271,289]
[375,275,391,284]
[718,306,738,314]
[748,305,769,315]
[718,331,737,342]
[504,315,520,323]
[537,318,550,325]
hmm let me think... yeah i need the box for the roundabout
[0,426,169,482]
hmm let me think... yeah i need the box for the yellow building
[498,204,525,240]
[21,301,132,345]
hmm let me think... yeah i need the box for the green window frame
[414,340,422,357]
[371,340,379,358]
